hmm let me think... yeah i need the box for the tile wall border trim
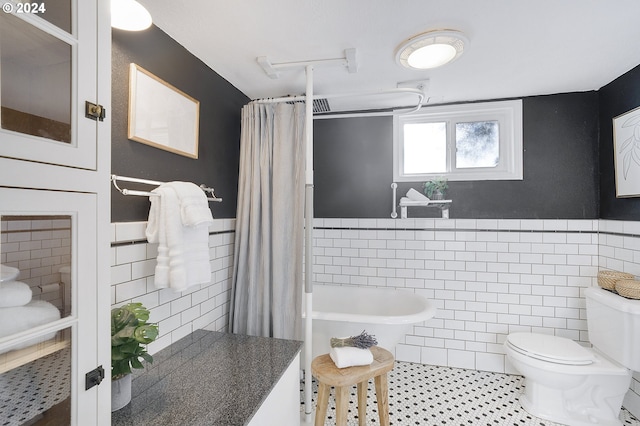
[314,226,639,239]
[111,229,236,247]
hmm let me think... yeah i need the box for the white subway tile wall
[1,216,72,313]
[110,220,235,354]
[313,218,598,370]
[109,217,640,418]
[312,217,640,416]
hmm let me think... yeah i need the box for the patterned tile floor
[0,349,70,426]
[301,361,640,426]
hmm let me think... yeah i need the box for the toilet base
[519,373,630,426]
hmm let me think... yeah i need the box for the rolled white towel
[329,346,374,369]
[0,281,32,307]
[0,300,61,353]
[399,197,429,206]
[406,188,430,202]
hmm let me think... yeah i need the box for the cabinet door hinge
[85,101,106,121]
[85,365,105,390]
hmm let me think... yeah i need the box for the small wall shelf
[0,333,70,374]
[390,183,452,219]
[399,199,452,219]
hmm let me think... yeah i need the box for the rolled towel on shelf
[399,197,429,206]
[407,188,430,202]
[330,346,374,368]
[0,281,33,308]
[0,299,61,353]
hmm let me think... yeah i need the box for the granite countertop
[111,330,303,426]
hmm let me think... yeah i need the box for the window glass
[0,13,72,143]
[404,122,446,174]
[1,214,73,422]
[455,121,499,168]
[40,0,73,33]
[1,215,72,319]
[393,99,522,182]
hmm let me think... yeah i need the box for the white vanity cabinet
[248,353,301,426]
[0,1,111,424]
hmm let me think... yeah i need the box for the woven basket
[597,270,634,291]
[615,279,640,300]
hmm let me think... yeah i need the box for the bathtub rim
[302,284,436,325]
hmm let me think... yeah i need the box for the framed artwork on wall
[128,63,200,159]
[613,105,640,198]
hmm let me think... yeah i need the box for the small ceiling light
[111,0,152,31]
[396,30,468,70]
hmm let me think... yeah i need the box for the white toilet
[504,286,640,426]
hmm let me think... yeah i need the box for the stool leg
[374,373,390,426]
[315,382,329,426]
[335,385,349,426]
[357,381,367,426]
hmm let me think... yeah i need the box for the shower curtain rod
[251,87,425,116]
[110,174,222,202]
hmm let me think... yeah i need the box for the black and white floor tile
[0,349,70,426]
[301,361,640,426]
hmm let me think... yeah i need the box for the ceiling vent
[313,98,331,113]
[286,98,331,113]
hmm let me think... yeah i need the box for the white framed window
[393,99,523,181]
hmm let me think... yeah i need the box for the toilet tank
[586,286,640,371]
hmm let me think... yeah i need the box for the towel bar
[111,174,222,202]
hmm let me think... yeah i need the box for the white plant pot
[111,374,132,412]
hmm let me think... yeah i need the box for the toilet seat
[506,333,595,365]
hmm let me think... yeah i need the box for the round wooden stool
[311,346,394,426]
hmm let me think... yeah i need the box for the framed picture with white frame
[613,105,640,198]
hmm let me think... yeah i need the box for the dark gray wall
[314,117,393,218]
[314,93,600,219]
[110,25,639,222]
[111,26,248,222]
[599,65,640,220]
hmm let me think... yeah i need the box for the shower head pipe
[251,87,425,117]
[257,48,358,79]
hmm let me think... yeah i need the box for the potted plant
[423,177,448,200]
[111,302,159,411]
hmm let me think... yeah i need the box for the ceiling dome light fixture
[396,30,468,70]
[111,0,152,31]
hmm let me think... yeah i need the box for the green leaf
[134,324,159,344]
[140,352,153,363]
[111,306,138,333]
[130,357,144,370]
[111,325,138,346]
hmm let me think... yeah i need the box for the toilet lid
[507,333,594,365]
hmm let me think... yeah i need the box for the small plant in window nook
[423,177,448,200]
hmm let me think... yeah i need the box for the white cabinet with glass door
[0,0,111,424]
